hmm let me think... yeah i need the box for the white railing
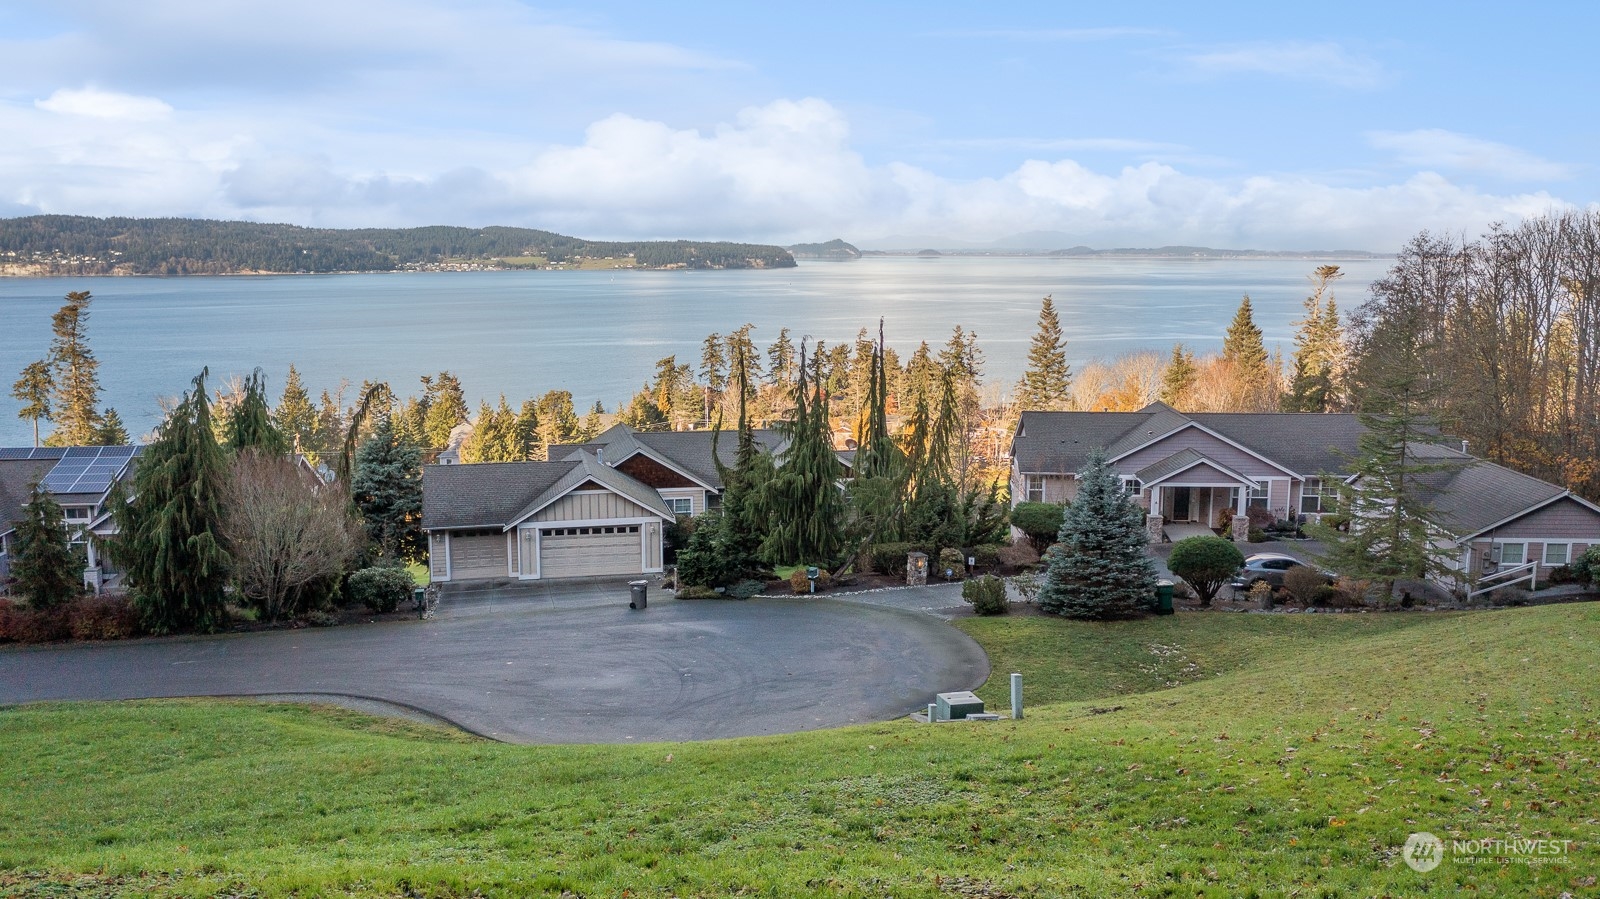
[1468,561,1539,599]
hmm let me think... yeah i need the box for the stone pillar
[1145,514,1165,544]
[906,552,929,586]
[1231,512,1251,543]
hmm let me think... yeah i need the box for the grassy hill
[2,605,1595,897]
[0,216,796,275]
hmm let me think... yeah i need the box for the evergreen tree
[113,370,232,633]
[12,359,53,447]
[96,408,130,444]
[578,401,605,442]
[313,388,346,462]
[223,368,287,453]
[618,386,670,431]
[1015,295,1072,411]
[1160,343,1197,408]
[422,371,468,448]
[273,364,318,454]
[514,399,544,460]
[845,323,908,551]
[351,415,424,562]
[1283,266,1347,413]
[9,483,80,609]
[1314,304,1459,598]
[1223,295,1269,377]
[1037,449,1157,619]
[766,327,797,389]
[759,341,843,565]
[45,291,104,445]
[536,390,581,448]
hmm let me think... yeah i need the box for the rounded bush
[347,567,416,613]
[962,575,1008,615]
[1167,535,1245,607]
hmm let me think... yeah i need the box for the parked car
[1230,553,1333,590]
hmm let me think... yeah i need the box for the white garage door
[539,525,643,578]
[449,532,507,580]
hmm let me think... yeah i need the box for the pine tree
[10,483,80,609]
[514,399,544,460]
[1314,304,1459,598]
[1283,266,1347,412]
[1160,343,1197,408]
[45,291,104,445]
[223,368,287,453]
[618,386,670,432]
[12,360,53,447]
[536,390,581,448]
[766,327,797,389]
[1016,295,1072,411]
[423,371,468,448]
[273,364,318,454]
[578,401,605,442]
[352,415,424,562]
[759,341,843,565]
[1037,449,1158,619]
[1223,295,1269,376]
[97,408,130,444]
[846,323,908,551]
[113,370,232,633]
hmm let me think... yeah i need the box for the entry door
[1172,488,1192,521]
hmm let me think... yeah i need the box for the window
[64,507,89,520]
[1491,543,1526,565]
[1300,478,1338,514]
[667,497,694,516]
[1249,480,1271,509]
[1120,477,1142,496]
[1025,475,1045,503]
[1543,543,1570,566]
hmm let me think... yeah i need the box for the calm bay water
[0,256,1391,445]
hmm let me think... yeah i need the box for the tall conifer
[11,360,53,447]
[1016,295,1072,411]
[1037,449,1157,619]
[45,291,104,445]
[10,483,80,609]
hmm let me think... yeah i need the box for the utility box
[935,691,985,721]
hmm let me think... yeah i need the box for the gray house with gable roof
[1010,402,1600,582]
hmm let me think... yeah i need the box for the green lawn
[2,606,1597,897]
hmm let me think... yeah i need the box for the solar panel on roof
[36,445,137,496]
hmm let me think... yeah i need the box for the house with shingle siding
[1010,402,1600,583]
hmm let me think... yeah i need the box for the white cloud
[1183,41,1383,89]
[925,27,1166,42]
[935,137,1189,154]
[35,87,172,120]
[1368,129,1575,181]
[0,94,1573,250]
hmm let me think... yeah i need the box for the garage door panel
[450,534,508,580]
[539,526,641,578]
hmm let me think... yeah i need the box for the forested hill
[0,216,797,275]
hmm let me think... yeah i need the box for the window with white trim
[1542,543,1570,566]
[64,507,89,520]
[1491,542,1526,565]
[1249,480,1271,509]
[1300,477,1338,514]
[666,497,694,516]
[1120,477,1142,496]
[1024,475,1045,502]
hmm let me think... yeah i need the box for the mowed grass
[3,606,1599,897]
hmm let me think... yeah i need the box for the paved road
[0,589,988,745]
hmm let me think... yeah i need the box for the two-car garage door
[538,525,643,578]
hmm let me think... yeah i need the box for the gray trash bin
[629,580,648,610]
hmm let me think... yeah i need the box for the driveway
[0,588,988,745]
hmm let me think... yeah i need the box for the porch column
[1150,487,1162,517]
[1236,487,1247,515]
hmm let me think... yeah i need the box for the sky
[1,1,1595,250]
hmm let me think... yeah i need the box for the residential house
[1009,402,1600,582]
[0,445,142,591]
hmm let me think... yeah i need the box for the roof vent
[1460,439,1469,454]
[597,447,605,466]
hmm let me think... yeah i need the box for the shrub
[1281,564,1330,607]
[996,540,1040,569]
[1247,527,1268,543]
[867,542,934,576]
[1006,570,1042,604]
[1570,546,1600,586]
[789,569,810,594]
[675,585,718,599]
[961,575,1008,615]
[1330,577,1372,608]
[1248,580,1274,608]
[816,569,833,591]
[346,566,415,613]
[1166,536,1244,607]
[1246,507,1276,529]
[67,595,141,640]
[303,609,340,627]
[938,548,966,580]
[1490,586,1531,607]
[727,579,766,600]
[1010,502,1066,552]
[968,544,1003,571]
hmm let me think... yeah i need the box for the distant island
[0,216,797,276]
[860,244,1387,259]
[785,238,861,260]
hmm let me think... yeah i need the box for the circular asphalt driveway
[0,590,987,744]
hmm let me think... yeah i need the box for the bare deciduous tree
[221,450,361,621]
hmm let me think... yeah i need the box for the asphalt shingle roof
[558,424,788,490]
[422,460,577,530]
[1411,451,1569,537]
[0,457,60,536]
[1134,448,1256,486]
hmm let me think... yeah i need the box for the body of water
[0,255,1392,445]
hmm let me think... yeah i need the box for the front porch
[1149,485,1245,529]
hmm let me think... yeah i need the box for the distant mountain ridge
[0,216,797,275]
[786,238,861,259]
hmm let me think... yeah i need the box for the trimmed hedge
[962,575,1008,615]
[867,542,935,576]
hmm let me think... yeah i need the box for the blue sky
[1,0,1593,249]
